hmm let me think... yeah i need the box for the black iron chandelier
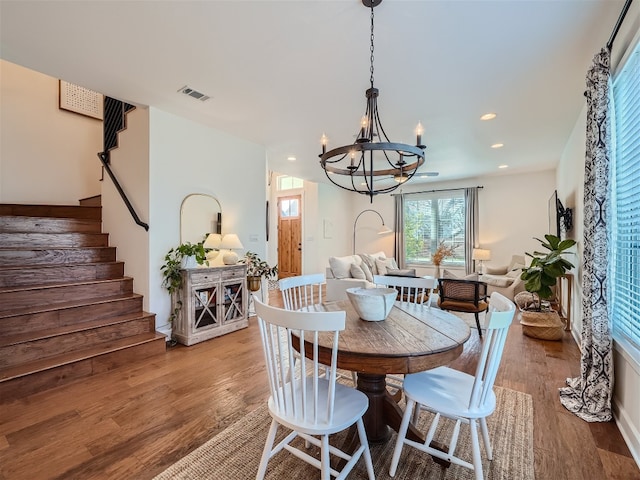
[319,0,426,202]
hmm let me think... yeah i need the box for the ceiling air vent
[177,85,210,102]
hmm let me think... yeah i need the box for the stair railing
[98,97,149,231]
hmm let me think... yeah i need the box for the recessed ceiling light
[480,113,497,121]
[491,143,504,149]
[287,156,297,161]
[498,164,509,169]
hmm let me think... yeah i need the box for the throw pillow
[442,269,458,279]
[359,251,386,276]
[359,261,374,282]
[329,255,360,279]
[350,263,367,280]
[386,268,417,277]
[375,257,398,275]
[443,269,478,281]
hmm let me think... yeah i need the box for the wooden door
[277,195,302,278]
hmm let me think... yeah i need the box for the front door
[277,195,302,278]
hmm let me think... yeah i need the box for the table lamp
[203,233,222,262]
[219,233,244,265]
[472,248,491,274]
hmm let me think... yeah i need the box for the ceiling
[0,0,624,187]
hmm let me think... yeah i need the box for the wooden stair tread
[0,292,143,319]
[0,276,133,294]
[0,332,166,382]
[0,261,123,272]
[0,204,101,220]
[0,311,155,348]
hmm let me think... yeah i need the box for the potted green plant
[161,241,207,324]
[243,251,278,292]
[516,234,576,340]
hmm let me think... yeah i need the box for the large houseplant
[517,234,576,340]
[161,241,207,325]
[519,234,576,311]
[243,251,278,292]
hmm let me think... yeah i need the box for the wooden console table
[173,264,248,346]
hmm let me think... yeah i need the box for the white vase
[434,264,441,279]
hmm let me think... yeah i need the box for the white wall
[148,108,267,330]
[350,170,556,277]
[101,107,150,310]
[557,2,640,465]
[0,60,102,203]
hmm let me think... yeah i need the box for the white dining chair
[373,275,436,307]
[279,273,325,311]
[389,292,515,480]
[254,298,375,480]
[373,274,438,391]
[279,273,357,386]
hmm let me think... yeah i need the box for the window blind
[611,37,640,349]
[402,190,465,265]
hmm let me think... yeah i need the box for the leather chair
[437,278,488,337]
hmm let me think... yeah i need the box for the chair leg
[390,398,415,477]
[321,434,330,480]
[469,418,484,480]
[356,418,375,480]
[256,419,278,480]
[480,417,493,460]
[474,312,483,337]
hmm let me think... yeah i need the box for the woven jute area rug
[154,386,533,480]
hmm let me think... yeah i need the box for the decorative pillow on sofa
[329,255,361,279]
[386,268,417,277]
[375,257,399,275]
[442,269,479,281]
[358,251,386,276]
[480,274,513,287]
[350,263,367,280]
[359,261,374,282]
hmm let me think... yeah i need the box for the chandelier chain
[370,6,375,86]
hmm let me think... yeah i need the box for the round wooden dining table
[306,299,471,444]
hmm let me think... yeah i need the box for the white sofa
[325,252,414,301]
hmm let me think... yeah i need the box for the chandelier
[319,0,426,202]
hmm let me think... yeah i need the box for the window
[279,197,299,218]
[403,190,465,266]
[611,36,640,350]
[277,175,304,191]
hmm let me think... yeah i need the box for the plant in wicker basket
[516,234,576,340]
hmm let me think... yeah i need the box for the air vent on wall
[177,85,210,102]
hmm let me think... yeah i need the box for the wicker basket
[519,310,565,341]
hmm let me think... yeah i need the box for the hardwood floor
[1,291,638,479]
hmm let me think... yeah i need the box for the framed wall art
[59,80,104,120]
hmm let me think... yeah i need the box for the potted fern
[516,234,576,340]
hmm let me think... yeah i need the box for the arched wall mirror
[180,194,222,244]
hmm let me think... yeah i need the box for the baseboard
[156,325,172,341]
[614,394,640,469]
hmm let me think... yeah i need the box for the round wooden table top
[314,300,471,375]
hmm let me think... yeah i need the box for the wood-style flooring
[0,291,638,479]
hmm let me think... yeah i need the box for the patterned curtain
[559,47,614,422]
[464,187,479,275]
[394,194,405,268]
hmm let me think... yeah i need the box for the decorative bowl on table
[346,287,397,321]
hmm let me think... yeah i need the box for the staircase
[0,202,166,402]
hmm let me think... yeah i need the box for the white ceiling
[0,0,624,186]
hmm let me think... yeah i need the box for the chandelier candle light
[319,0,426,202]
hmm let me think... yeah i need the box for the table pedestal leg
[356,373,425,444]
